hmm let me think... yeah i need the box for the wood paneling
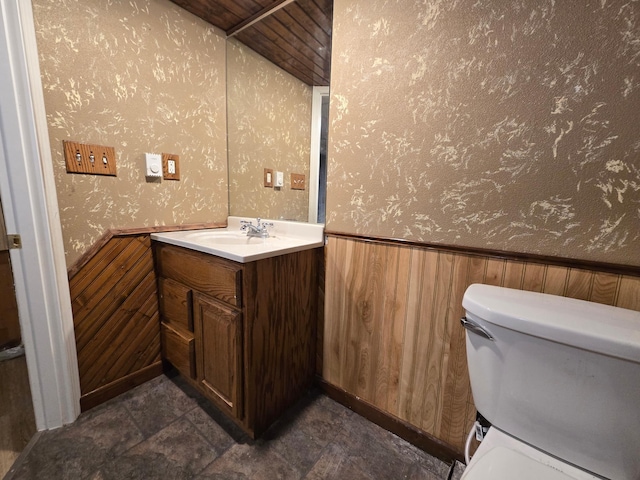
[318,378,463,464]
[67,221,226,280]
[0,252,20,349]
[323,234,640,453]
[69,235,162,409]
[171,0,332,86]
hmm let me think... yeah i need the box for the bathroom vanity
[151,218,323,438]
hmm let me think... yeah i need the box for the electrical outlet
[162,153,180,180]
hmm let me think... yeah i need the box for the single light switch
[264,168,273,187]
[145,153,162,177]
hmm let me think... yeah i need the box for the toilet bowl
[461,284,640,480]
[460,428,601,480]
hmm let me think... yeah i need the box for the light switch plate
[145,153,162,177]
[162,153,180,180]
[264,168,273,187]
[63,140,116,176]
[291,173,306,190]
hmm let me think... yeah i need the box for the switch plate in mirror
[264,168,273,187]
[291,173,306,190]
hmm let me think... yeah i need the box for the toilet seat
[460,428,601,480]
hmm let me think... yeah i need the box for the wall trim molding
[80,361,163,411]
[67,222,226,280]
[325,231,640,277]
[308,85,330,223]
[316,378,464,464]
[0,0,81,430]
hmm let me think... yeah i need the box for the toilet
[460,284,640,480]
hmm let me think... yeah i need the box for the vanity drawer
[158,277,192,331]
[154,243,242,307]
[161,322,195,379]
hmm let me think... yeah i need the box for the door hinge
[7,234,22,249]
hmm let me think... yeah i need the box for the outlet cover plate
[162,153,180,180]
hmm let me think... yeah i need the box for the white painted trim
[0,0,80,429]
[227,0,296,38]
[308,86,329,223]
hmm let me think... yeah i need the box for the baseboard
[316,377,464,464]
[80,362,163,411]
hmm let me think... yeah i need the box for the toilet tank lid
[463,284,640,363]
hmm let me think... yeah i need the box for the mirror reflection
[227,38,312,222]
[225,2,331,224]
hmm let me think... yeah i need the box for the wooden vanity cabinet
[153,241,319,438]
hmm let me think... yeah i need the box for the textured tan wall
[227,38,312,222]
[33,0,228,267]
[328,0,640,266]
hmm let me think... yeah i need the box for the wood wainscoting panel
[323,234,640,454]
[69,235,161,409]
[617,275,640,311]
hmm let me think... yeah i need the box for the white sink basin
[151,217,324,263]
[183,231,281,245]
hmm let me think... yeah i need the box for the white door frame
[308,86,329,223]
[0,0,80,429]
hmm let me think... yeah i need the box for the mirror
[308,86,329,223]
[226,7,330,224]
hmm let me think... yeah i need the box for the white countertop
[151,216,324,263]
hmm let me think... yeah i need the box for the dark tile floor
[5,374,465,480]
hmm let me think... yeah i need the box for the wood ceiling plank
[236,29,316,85]
[171,0,243,31]
[296,0,332,37]
[172,0,332,85]
[258,16,326,70]
[281,3,330,48]
[236,26,329,85]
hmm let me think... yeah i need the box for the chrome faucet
[240,218,273,238]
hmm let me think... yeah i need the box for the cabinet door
[193,292,243,418]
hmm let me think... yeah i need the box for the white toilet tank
[462,284,640,480]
